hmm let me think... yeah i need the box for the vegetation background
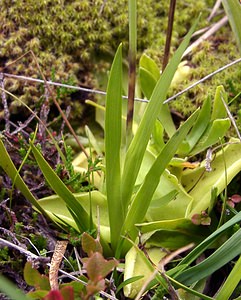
[1,1,241,299]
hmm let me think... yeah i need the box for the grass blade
[30,142,91,232]
[105,44,123,250]
[176,210,241,268]
[176,228,241,285]
[215,255,241,300]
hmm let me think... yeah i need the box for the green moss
[1,0,240,125]
[168,33,241,120]
[0,0,212,79]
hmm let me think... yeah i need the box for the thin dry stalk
[0,73,10,132]
[183,16,228,57]
[162,0,177,71]
[208,0,223,21]
[135,243,194,300]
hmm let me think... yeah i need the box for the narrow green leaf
[139,61,176,138]
[121,110,199,243]
[141,213,235,294]
[85,125,102,155]
[116,276,144,294]
[175,210,241,269]
[105,44,123,250]
[176,228,241,285]
[167,276,214,300]
[222,0,241,54]
[30,142,91,232]
[126,0,137,144]
[216,255,241,300]
[0,138,46,215]
[121,18,199,216]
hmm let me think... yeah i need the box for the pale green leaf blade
[158,105,176,138]
[146,170,192,221]
[139,67,157,99]
[38,191,110,240]
[140,54,160,81]
[123,244,166,298]
[215,255,241,300]
[190,118,231,156]
[139,54,176,138]
[211,85,228,120]
[105,44,123,249]
[150,119,165,154]
[137,218,208,249]
[188,138,241,216]
[222,0,241,54]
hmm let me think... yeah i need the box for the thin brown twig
[183,16,228,57]
[0,73,10,132]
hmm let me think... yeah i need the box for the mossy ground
[1,0,240,127]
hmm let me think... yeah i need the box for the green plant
[2,2,241,299]
[26,19,201,255]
